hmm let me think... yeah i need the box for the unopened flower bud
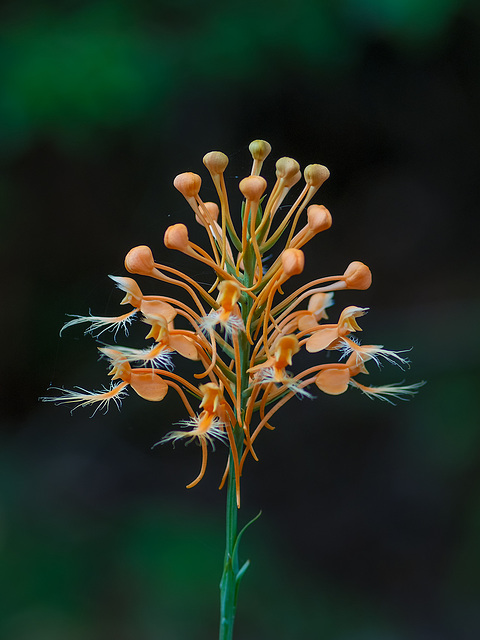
[304,164,330,188]
[249,139,272,162]
[343,261,372,290]
[203,151,229,175]
[281,248,305,277]
[196,201,219,226]
[276,157,300,182]
[239,176,267,201]
[164,223,190,252]
[307,205,332,233]
[173,172,202,199]
[284,170,302,189]
[125,245,156,276]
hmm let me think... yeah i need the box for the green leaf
[232,510,262,562]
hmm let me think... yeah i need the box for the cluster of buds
[45,140,420,506]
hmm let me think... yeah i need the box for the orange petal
[307,292,333,314]
[247,356,276,374]
[305,327,338,353]
[140,300,177,323]
[315,369,350,395]
[281,317,300,333]
[169,335,199,360]
[298,313,319,332]
[130,372,168,401]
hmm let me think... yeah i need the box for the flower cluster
[44,140,420,505]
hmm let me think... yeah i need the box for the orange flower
[314,351,423,402]
[301,305,368,353]
[43,347,169,415]
[201,279,245,335]
[248,335,300,383]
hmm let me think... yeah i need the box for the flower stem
[219,449,240,640]
[219,241,257,640]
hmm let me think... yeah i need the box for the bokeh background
[1,0,480,638]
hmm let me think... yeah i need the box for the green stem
[218,242,257,640]
[219,448,240,640]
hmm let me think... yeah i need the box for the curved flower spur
[43,140,421,504]
[43,139,422,639]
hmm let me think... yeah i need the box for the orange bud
[307,205,332,233]
[281,248,305,277]
[249,139,272,162]
[125,245,156,276]
[164,223,190,251]
[196,201,219,226]
[276,157,300,182]
[343,261,372,290]
[304,164,330,188]
[239,176,267,201]
[173,172,202,199]
[203,151,229,175]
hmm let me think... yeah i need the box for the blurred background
[1,0,480,638]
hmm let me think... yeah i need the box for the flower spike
[44,139,420,505]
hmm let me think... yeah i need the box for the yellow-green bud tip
[304,164,330,188]
[276,157,300,181]
[248,140,272,162]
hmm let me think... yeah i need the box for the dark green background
[1,1,480,638]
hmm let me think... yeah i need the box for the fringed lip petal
[41,382,129,415]
[60,310,138,338]
[350,379,425,404]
